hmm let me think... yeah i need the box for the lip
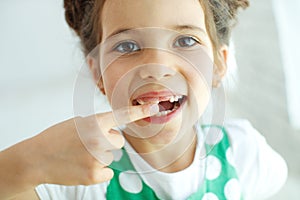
[130,90,187,124]
[132,90,185,102]
[142,96,187,124]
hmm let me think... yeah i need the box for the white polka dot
[224,179,241,200]
[226,147,235,166]
[202,192,219,200]
[119,170,143,193]
[204,127,224,145]
[205,155,222,180]
[112,149,123,162]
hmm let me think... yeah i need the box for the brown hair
[64,0,249,67]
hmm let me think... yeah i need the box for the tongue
[158,101,174,111]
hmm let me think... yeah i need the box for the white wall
[0,0,85,149]
[272,0,300,129]
[1,0,299,152]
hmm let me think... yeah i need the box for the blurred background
[227,0,300,198]
[0,0,299,199]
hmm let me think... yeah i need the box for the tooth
[175,95,183,101]
[137,99,146,105]
[166,110,171,114]
[174,96,179,101]
[169,96,175,103]
[155,112,162,117]
[161,111,168,116]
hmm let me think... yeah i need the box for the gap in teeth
[136,95,183,105]
[153,103,179,117]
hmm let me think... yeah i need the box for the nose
[138,50,176,80]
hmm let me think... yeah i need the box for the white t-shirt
[35,119,288,200]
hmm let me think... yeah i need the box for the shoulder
[223,119,266,152]
[224,118,258,138]
[35,182,109,200]
[222,118,288,200]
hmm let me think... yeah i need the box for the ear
[213,45,228,87]
[87,55,106,95]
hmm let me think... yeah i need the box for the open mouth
[132,94,187,123]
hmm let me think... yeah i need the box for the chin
[126,113,183,143]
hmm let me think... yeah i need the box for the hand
[28,103,159,186]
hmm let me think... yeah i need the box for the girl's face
[94,0,223,145]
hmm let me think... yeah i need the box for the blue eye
[174,36,199,48]
[113,41,140,53]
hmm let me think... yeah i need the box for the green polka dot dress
[106,125,243,200]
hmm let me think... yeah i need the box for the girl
[0,0,287,199]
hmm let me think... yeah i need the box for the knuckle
[83,165,114,185]
[102,168,114,181]
[115,135,125,149]
[86,138,102,149]
[84,170,99,185]
[83,162,102,185]
[105,130,125,149]
[103,152,114,166]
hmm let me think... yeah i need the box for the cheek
[102,65,122,104]
[181,63,212,120]
[180,50,213,116]
[102,63,134,108]
[189,73,211,113]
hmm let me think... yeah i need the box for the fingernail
[149,103,159,115]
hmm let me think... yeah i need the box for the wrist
[6,137,44,187]
[0,138,41,198]
[17,136,46,187]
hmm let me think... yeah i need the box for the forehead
[101,0,206,40]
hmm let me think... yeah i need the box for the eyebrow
[106,25,206,39]
[107,28,132,39]
[171,25,206,34]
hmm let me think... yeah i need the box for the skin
[0,105,159,199]
[92,0,228,172]
[0,0,228,199]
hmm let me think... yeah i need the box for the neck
[123,126,197,173]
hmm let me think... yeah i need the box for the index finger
[96,103,160,128]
